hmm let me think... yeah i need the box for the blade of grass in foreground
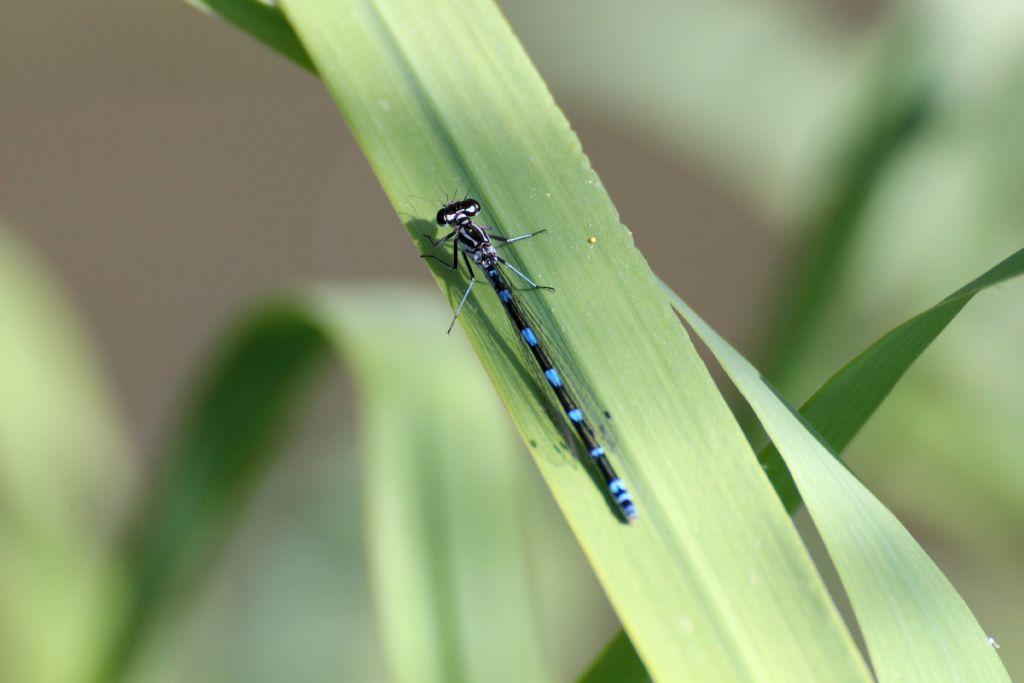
[103,287,551,683]
[184,3,1015,679]
[667,274,1015,682]
[191,0,869,679]
[585,249,1022,680]
[225,0,873,680]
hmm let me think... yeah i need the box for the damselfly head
[436,198,481,227]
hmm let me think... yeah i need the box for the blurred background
[1,0,1022,681]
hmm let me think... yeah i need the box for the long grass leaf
[668,280,1014,681]
[188,0,878,679]
[586,248,1023,679]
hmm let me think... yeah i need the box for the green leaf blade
[670,286,1013,682]
[580,250,1024,683]
[268,1,872,680]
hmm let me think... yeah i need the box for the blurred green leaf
[193,0,871,680]
[0,221,133,683]
[762,248,1024,512]
[753,24,935,389]
[319,291,554,683]
[160,438,386,683]
[105,287,552,683]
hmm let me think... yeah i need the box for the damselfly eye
[436,208,450,226]
[464,200,480,216]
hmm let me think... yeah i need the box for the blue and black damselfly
[422,197,638,524]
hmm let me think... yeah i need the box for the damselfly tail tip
[625,508,639,526]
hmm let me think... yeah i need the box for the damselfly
[422,198,638,524]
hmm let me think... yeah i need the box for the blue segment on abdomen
[521,327,538,346]
[544,368,562,387]
[589,446,605,458]
[498,289,512,303]
[568,408,583,422]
